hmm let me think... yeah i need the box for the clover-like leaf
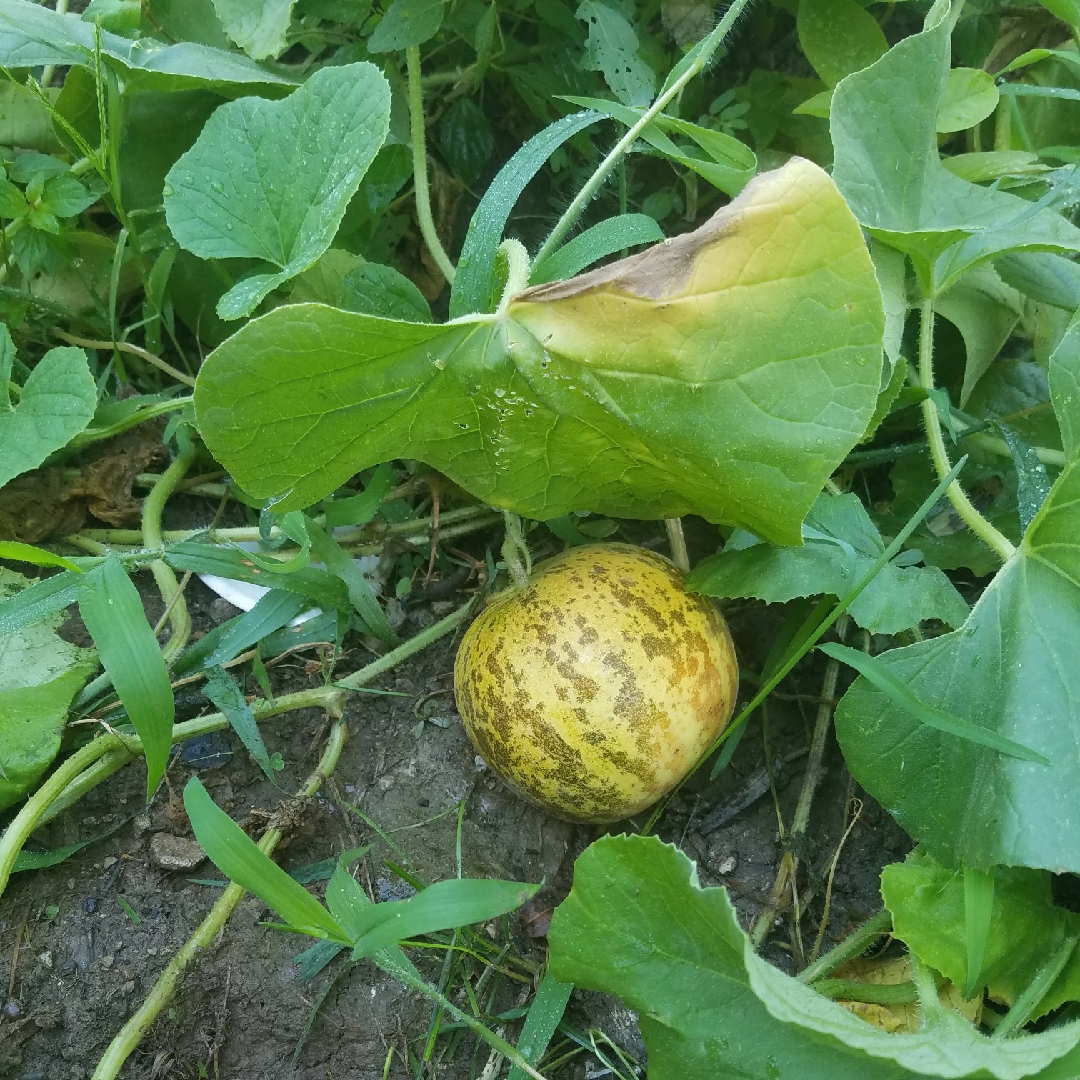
[163,63,391,319]
[195,159,884,543]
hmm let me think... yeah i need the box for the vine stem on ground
[750,616,848,952]
[143,432,196,663]
[0,602,474,901]
[532,0,752,266]
[407,45,456,284]
[90,719,349,1080]
[53,330,195,387]
[918,297,1015,563]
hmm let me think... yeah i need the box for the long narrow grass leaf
[203,590,311,668]
[0,541,82,572]
[78,554,173,794]
[507,972,574,1080]
[0,570,81,635]
[994,937,1079,1038]
[306,519,398,643]
[202,665,276,779]
[348,878,540,960]
[324,461,396,528]
[530,215,663,285]
[165,542,349,610]
[449,110,602,317]
[184,777,348,942]
[818,641,1048,763]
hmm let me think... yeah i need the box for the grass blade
[165,542,349,610]
[78,553,174,795]
[994,936,1079,1038]
[0,541,82,572]
[183,776,348,942]
[203,589,311,668]
[963,864,995,999]
[306,519,399,644]
[0,570,81,635]
[818,641,1049,764]
[448,110,602,317]
[202,665,276,779]
[507,972,574,1080]
[350,878,540,960]
[530,214,663,285]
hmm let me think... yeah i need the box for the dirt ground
[0,519,911,1080]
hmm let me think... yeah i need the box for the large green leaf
[882,850,1080,1021]
[835,453,1080,872]
[211,0,294,59]
[0,0,292,93]
[688,493,969,634]
[796,0,887,89]
[0,567,96,811]
[547,835,1080,1079]
[830,6,1080,291]
[0,342,96,489]
[196,159,884,543]
[163,63,391,319]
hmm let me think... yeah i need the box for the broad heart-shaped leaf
[163,63,390,320]
[211,0,294,59]
[0,346,95,489]
[835,454,1080,874]
[688,493,969,635]
[547,834,1080,1079]
[0,567,96,811]
[0,0,292,93]
[882,850,1080,1022]
[195,159,884,543]
[830,7,1080,292]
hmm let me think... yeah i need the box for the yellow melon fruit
[454,543,738,822]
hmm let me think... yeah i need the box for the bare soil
[0,540,910,1080]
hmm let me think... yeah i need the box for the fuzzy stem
[664,518,690,572]
[798,908,892,985]
[918,297,1015,563]
[500,512,532,589]
[533,0,752,267]
[90,721,348,1080]
[496,238,530,313]
[407,46,456,284]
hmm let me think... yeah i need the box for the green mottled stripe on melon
[454,544,739,823]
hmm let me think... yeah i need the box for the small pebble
[717,855,737,875]
[82,898,97,914]
[38,951,52,969]
[430,600,456,616]
[208,597,241,624]
[3,999,20,1018]
[149,833,206,872]
[102,955,114,969]
[102,857,117,870]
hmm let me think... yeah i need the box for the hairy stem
[54,331,195,387]
[496,238,530,312]
[533,0,752,266]
[407,46,456,284]
[91,721,348,1080]
[918,297,1015,563]
[664,518,690,572]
